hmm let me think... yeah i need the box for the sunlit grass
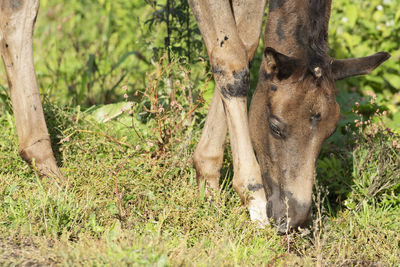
[0,78,399,265]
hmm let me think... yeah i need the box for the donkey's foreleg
[189,0,268,226]
[0,0,62,179]
[213,53,268,226]
[214,67,268,226]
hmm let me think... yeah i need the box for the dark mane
[306,0,330,76]
[266,0,333,79]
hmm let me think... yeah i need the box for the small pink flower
[121,107,126,112]
[355,102,360,108]
[129,102,134,107]
[123,93,128,99]
[366,91,377,99]
[128,110,133,115]
[147,141,154,147]
[392,140,399,148]
[382,110,387,116]
[122,85,128,91]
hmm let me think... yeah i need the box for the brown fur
[0,0,63,180]
[249,0,389,231]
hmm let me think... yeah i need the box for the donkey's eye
[310,113,321,122]
[310,113,322,127]
[267,114,287,139]
[269,121,283,138]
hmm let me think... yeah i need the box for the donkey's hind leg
[193,89,227,195]
[0,0,62,179]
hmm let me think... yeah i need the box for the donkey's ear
[264,47,301,80]
[331,52,390,81]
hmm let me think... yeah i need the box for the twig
[59,129,133,148]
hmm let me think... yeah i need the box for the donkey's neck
[264,0,331,66]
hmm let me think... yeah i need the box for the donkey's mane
[306,0,330,75]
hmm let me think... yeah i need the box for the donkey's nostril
[276,217,289,234]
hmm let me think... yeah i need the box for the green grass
[0,0,399,265]
[0,81,399,265]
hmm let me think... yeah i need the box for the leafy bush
[330,0,400,130]
[347,127,400,210]
[317,93,400,215]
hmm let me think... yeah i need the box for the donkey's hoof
[248,202,269,228]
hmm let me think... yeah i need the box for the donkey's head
[249,0,390,232]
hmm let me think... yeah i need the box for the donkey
[248,0,390,231]
[0,0,389,231]
[189,0,389,230]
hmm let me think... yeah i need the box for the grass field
[0,0,399,266]
[0,71,399,265]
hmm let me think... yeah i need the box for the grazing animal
[189,0,390,230]
[0,0,389,231]
[249,0,390,231]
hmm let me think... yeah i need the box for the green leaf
[156,255,168,267]
[342,32,354,51]
[88,102,132,123]
[365,75,384,84]
[388,111,400,131]
[396,8,400,22]
[384,73,400,89]
[204,80,214,101]
[345,5,358,27]
[108,220,121,241]
[89,213,104,233]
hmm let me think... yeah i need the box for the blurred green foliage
[330,0,400,130]
[0,0,207,108]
